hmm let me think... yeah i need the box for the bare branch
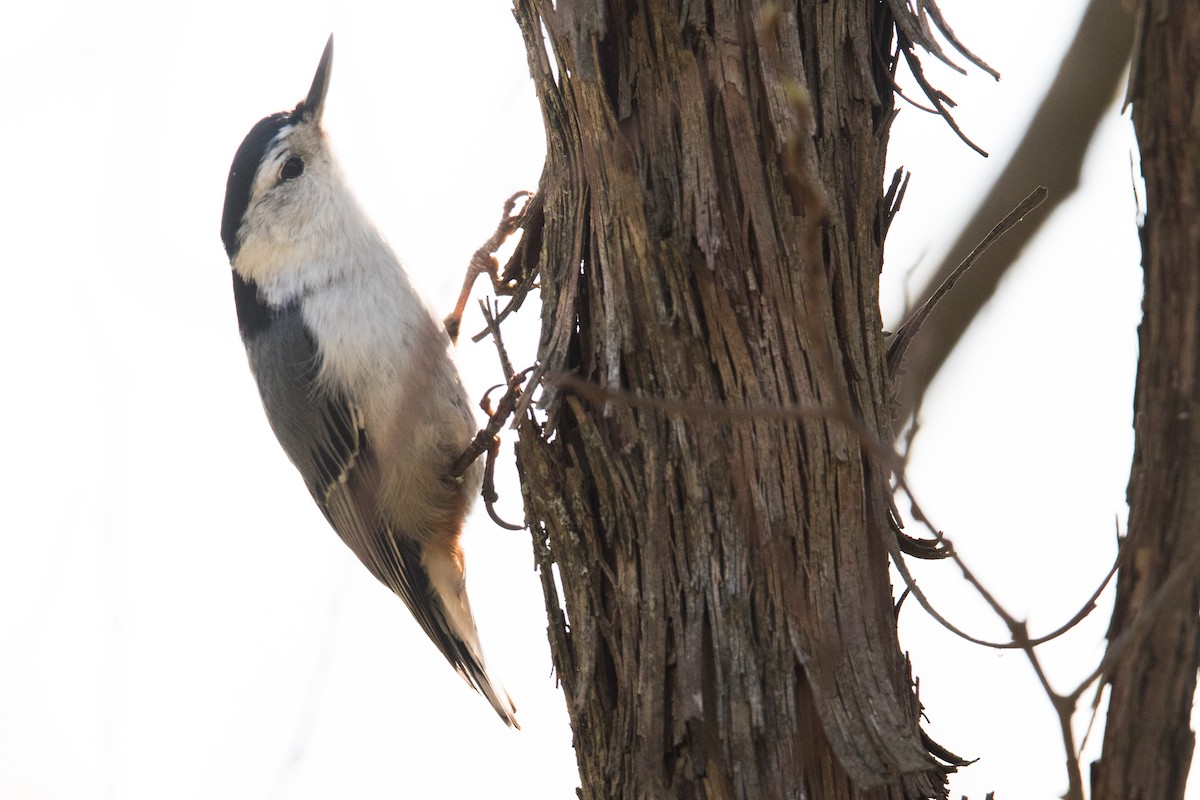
[558,365,1118,655]
[888,187,1048,386]
[551,372,900,475]
[890,506,1089,799]
[886,515,1119,651]
[893,0,1136,422]
[1070,532,1200,705]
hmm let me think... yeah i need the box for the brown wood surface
[1093,3,1200,798]
[507,2,947,797]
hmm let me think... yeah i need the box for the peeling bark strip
[1092,4,1200,799]
[510,2,945,797]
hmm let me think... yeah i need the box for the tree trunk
[507,1,945,797]
[1092,4,1200,799]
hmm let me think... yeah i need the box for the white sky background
[0,1,1168,798]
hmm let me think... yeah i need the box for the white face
[232,120,353,295]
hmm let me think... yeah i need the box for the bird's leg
[450,380,514,478]
[480,435,523,531]
[450,373,528,530]
[444,191,533,343]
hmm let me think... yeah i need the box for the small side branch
[1068,530,1200,705]
[888,186,1048,384]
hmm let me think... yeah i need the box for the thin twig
[558,368,1117,651]
[1013,620,1086,800]
[886,522,1120,650]
[481,299,547,432]
[1076,682,1107,760]
[1067,529,1200,704]
[896,393,924,474]
[470,267,540,343]
[893,501,1140,800]
[552,372,897,471]
[481,299,517,383]
[894,505,1087,799]
[888,187,1047,382]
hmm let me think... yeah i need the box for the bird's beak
[302,35,333,124]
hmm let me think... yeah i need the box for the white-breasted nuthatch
[219,36,518,728]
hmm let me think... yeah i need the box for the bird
[219,35,518,728]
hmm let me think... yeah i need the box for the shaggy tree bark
[503,1,951,797]
[1092,4,1200,799]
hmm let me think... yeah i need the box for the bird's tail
[421,543,520,729]
[467,660,520,730]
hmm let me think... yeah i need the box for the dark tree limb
[1091,3,1200,797]
[892,0,1136,423]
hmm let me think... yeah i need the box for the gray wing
[243,304,489,685]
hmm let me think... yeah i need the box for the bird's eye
[280,156,305,181]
